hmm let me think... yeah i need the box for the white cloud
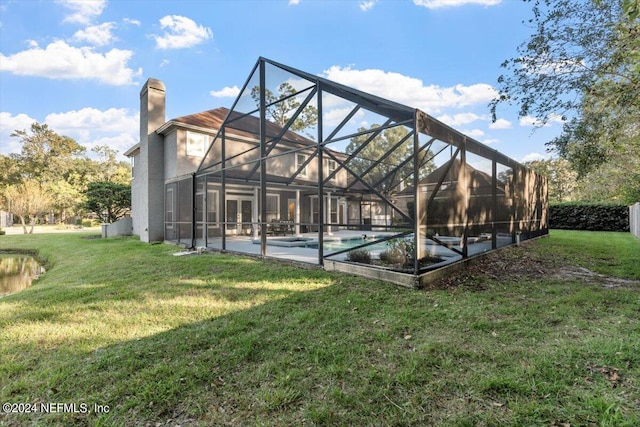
[0,40,141,85]
[436,112,483,126]
[0,112,38,155]
[413,0,501,9]
[84,132,137,157]
[288,0,300,4]
[323,65,497,114]
[73,22,116,46]
[123,18,141,26]
[519,115,547,127]
[519,114,564,128]
[360,1,377,11]
[45,107,138,136]
[58,0,107,25]
[44,108,139,159]
[462,128,485,138]
[159,59,170,67]
[210,85,241,98]
[482,138,500,145]
[152,15,213,50]
[522,55,585,76]
[324,107,365,127]
[488,118,512,129]
[521,152,552,163]
[1,108,138,159]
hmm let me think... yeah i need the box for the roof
[158,107,316,148]
[400,158,504,195]
[123,142,140,157]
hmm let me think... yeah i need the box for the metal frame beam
[324,150,412,224]
[322,118,393,184]
[344,130,414,191]
[247,86,318,179]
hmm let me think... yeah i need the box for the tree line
[493,0,639,204]
[0,123,131,233]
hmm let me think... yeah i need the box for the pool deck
[197,231,514,267]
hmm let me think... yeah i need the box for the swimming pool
[307,237,390,253]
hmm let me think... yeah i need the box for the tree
[250,82,318,137]
[491,0,639,127]
[84,182,131,223]
[7,123,133,223]
[4,181,52,234]
[9,122,89,222]
[345,125,435,194]
[91,145,132,184]
[524,158,578,202]
[491,0,640,203]
[10,122,86,182]
[0,155,21,186]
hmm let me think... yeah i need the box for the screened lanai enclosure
[167,58,548,287]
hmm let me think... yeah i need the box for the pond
[0,254,44,298]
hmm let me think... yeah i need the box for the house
[125,77,361,246]
[126,58,548,285]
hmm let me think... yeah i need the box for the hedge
[549,203,630,231]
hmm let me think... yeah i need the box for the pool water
[308,237,390,253]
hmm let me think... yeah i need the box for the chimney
[136,78,166,242]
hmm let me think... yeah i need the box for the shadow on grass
[2,233,639,426]
[4,275,640,427]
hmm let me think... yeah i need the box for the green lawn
[1,230,639,426]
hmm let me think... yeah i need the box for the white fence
[630,202,640,239]
[101,217,133,238]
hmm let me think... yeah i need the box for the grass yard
[0,230,639,426]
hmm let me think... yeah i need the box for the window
[266,194,279,222]
[327,159,337,181]
[130,155,135,179]
[296,153,308,177]
[330,197,338,223]
[186,131,206,157]
[166,187,175,226]
[207,189,218,225]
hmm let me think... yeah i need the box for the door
[339,201,347,229]
[226,199,252,235]
[226,200,238,235]
[195,192,205,241]
[241,200,252,234]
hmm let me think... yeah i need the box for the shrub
[549,203,629,231]
[380,239,415,264]
[346,249,372,264]
[379,249,405,265]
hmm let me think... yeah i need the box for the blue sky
[0,0,564,163]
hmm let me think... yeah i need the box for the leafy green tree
[9,122,88,222]
[4,181,52,234]
[48,180,83,224]
[345,125,435,194]
[7,123,132,223]
[10,122,86,182]
[492,0,639,203]
[0,155,21,186]
[623,0,639,20]
[524,158,578,203]
[251,82,318,136]
[491,0,639,127]
[84,181,131,223]
[91,145,132,184]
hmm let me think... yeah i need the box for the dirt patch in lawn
[429,242,640,290]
